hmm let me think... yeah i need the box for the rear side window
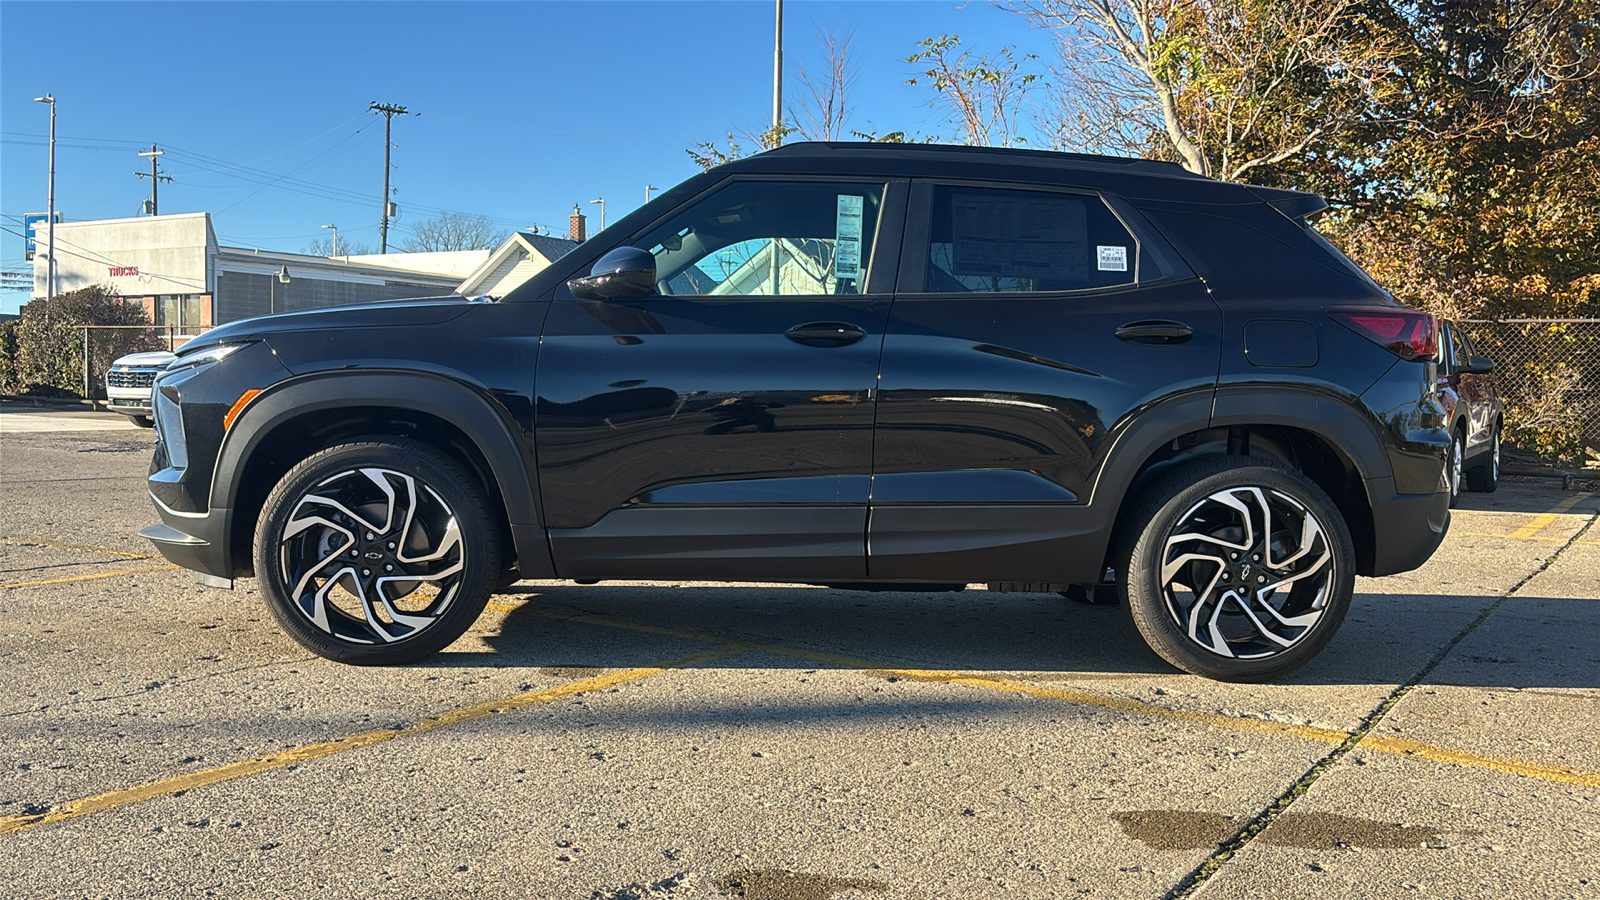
[926,185,1137,293]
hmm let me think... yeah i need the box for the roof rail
[758,141,1202,179]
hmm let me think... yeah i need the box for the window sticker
[835,195,864,279]
[951,194,1087,281]
[1097,245,1128,272]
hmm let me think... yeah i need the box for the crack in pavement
[1165,510,1598,900]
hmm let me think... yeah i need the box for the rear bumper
[1366,478,1451,576]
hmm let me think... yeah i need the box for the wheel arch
[213,371,548,578]
[1091,387,1393,578]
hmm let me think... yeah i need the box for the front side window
[630,181,885,297]
[925,185,1137,293]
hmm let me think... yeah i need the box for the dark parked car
[140,143,1453,681]
[1436,320,1503,504]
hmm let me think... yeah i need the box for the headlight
[166,341,253,373]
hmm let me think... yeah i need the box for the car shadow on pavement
[1451,480,1600,515]
[434,583,1600,691]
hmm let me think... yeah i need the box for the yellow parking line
[1508,514,1559,540]
[506,601,1600,789]
[0,536,152,560]
[1506,492,1595,540]
[0,565,178,590]
[0,645,741,836]
[1453,531,1600,546]
[1361,736,1600,787]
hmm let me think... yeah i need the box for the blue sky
[1,0,1060,313]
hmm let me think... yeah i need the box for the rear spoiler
[1246,185,1329,221]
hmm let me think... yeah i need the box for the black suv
[140,143,1451,681]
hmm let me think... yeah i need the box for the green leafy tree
[906,35,1042,147]
[10,285,162,399]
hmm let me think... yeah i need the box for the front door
[536,177,906,581]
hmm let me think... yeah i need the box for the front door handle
[1115,320,1194,345]
[787,322,866,347]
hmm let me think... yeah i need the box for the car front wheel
[1120,457,1355,682]
[253,437,500,665]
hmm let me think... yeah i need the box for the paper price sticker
[1097,245,1128,272]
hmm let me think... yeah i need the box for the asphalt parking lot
[1,404,1596,900]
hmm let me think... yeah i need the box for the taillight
[1325,306,1438,361]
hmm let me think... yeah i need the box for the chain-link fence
[73,324,201,401]
[1458,319,1600,463]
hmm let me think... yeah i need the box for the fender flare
[213,370,545,572]
[1085,384,1392,533]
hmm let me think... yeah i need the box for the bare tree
[304,236,373,257]
[906,35,1042,147]
[399,212,504,252]
[1014,0,1397,180]
[789,27,859,141]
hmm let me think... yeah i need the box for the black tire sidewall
[253,437,500,665]
[1121,458,1356,682]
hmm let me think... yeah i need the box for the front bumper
[139,516,235,588]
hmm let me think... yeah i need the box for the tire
[129,415,153,428]
[252,437,501,665]
[1465,423,1500,493]
[1447,429,1466,508]
[1119,457,1356,682]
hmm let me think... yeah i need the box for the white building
[31,213,474,334]
[456,230,580,297]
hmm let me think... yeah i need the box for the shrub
[11,285,164,400]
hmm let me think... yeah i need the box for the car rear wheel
[1465,423,1500,493]
[1119,457,1355,682]
[253,437,500,665]
[128,415,153,428]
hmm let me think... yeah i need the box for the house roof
[456,231,580,296]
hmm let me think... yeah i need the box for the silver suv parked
[105,350,176,427]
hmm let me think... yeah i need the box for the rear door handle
[1115,320,1193,345]
[787,322,866,347]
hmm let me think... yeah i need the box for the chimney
[568,204,587,243]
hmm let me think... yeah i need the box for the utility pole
[369,102,411,253]
[136,145,171,215]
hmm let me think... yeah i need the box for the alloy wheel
[277,467,466,646]
[1157,486,1337,660]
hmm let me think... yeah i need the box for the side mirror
[1458,355,1495,375]
[569,247,656,301]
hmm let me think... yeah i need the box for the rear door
[536,176,906,581]
[868,180,1220,582]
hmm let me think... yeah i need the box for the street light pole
[589,198,606,232]
[773,0,783,140]
[645,185,658,205]
[321,224,339,258]
[33,94,55,301]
